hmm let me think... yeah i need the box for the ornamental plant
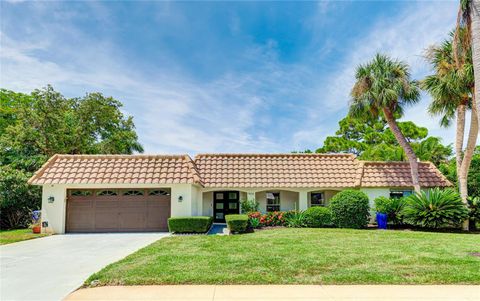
[467,196,480,230]
[373,196,405,225]
[304,206,333,228]
[329,190,370,229]
[240,199,259,213]
[284,211,307,228]
[402,188,468,229]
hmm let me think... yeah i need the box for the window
[123,190,143,196]
[389,190,413,199]
[310,192,324,207]
[266,192,280,212]
[149,189,170,196]
[70,190,92,196]
[96,190,117,196]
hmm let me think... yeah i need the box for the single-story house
[28,153,451,233]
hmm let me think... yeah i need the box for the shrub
[467,196,480,230]
[304,206,333,227]
[373,196,405,225]
[247,211,287,227]
[249,217,261,229]
[402,188,469,229]
[168,216,213,233]
[225,214,249,233]
[240,199,259,213]
[329,190,370,229]
[284,211,307,228]
[0,167,41,229]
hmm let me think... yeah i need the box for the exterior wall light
[178,196,183,202]
[48,196,55,203]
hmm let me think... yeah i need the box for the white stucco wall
[40,183,201,234]
[40,183,416,234]
[255,190,299,212]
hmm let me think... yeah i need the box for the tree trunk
[383,107,421,193]
[472,0,480,129]
[458,96,479,230]
[455,104,466,178]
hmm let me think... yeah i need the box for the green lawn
[0,228,49,245]
[87,228,480,286]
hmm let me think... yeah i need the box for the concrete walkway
[0,233,168,301]
[65,285,480,301]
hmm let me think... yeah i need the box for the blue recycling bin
[376,213,388,230]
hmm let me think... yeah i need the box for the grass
[87,228,480,286]
[0,228,49,245]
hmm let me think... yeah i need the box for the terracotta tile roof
[360,161,452,188]
[29,153,452,189]
[28,154,202,185]
[194,153,363,188]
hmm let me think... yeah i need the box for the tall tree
[317,117,451,166]
[423,30,478,205]
[456,0,480,130]
[0,86,144,229]
[350,54,421,193]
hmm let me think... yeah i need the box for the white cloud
[1,1,466,156]
[294,1,459,148]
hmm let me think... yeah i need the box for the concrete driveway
[0,233,168,301]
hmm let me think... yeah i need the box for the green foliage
[402,188,469,229]
[0,86,143,157]
[240,199,259,213]
[248,217,261,229]
[284,211,307,228]
[304,206,333,228]
[225,214,249,233]
[373,197,405,225]
[316,116,451,165]
[0,167,41,229]
[329,190,370,229]
[467,196,480,230]
[167,216,213,233]
[439,146,480,197]
[0,86,144,229]
[422,30,472,128]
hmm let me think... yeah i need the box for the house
[28,153,451,233]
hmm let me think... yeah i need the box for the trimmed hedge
[329,190,370,229]
[168,216,213,233]
[304,206,333,227]
[225,214,249,233]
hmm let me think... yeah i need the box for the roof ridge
[28,154,59,185]
[354,160,365,187]
[54,154,188,159]
[361,160,431,164]
[195,153,356,158]
[183,155,204,186]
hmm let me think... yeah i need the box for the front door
[213,191,239,222]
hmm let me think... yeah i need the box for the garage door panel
[95,200,118,207]
[94,211,119,230]
[118,212,146,230]
[67,189,170,233]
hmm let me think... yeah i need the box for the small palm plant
[284,211,307,228]
[403,188,469,229]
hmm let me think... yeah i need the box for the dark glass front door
[213,191,239,222]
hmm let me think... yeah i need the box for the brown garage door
[66,189,171,233]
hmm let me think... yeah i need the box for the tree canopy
[315,116,452,166]
[0,86,144,229]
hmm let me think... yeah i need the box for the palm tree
[423,30,477,204]
[350,54,421,193]
[455,0,480,131]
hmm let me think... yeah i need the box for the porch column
[299,191,308,210]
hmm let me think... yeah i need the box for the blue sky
[0,1,463,155]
